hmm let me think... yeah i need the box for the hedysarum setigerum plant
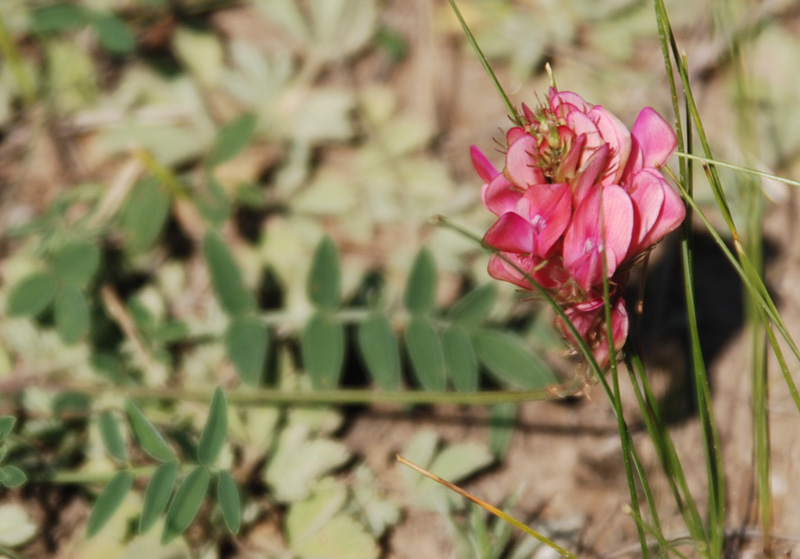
[471,87,685,367]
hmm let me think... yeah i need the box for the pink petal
[506,135,546,188]
[571,143,609,205]
[549,88,592,115]
[521,103,536,123]
[483,212,535,254]
[566,111,602,155]
[588,106,631,184]
[563,185,633,290]
[506,127,527,145]
[631,107,677,168]
[482,174,521,216]
[628,169,685,253]
[557,132,586,181]
[470,145,498,182]
[523,182,572,257]
[557,296,629,368]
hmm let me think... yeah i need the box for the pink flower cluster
[471,88,685,367]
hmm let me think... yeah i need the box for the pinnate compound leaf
[472,329,556,389]
[54,285,91,345]
[119,177,170,253]
[162,467,210,544]
[405,316,446,391]
[0,417,16,441]
[6,272,58,317]
[51,240,101,285]
[98,411,127,462]
[224,316,269,386]
[208,112,258,167]
[139,461,178,534]
[217,470,241,535]
[404,248,437,314]
[202,231,256,316]
[442,325,478,392]
[87,471,133,537]
[357,312,401,391]
[124,400,174,462]
[448,283,497,327]
[197,388,228,466]
[306,236,341,310]
[302,312,345,390]
[0,466,27,488]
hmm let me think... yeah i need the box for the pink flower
[472,87,685,368]
[556,295,629,368]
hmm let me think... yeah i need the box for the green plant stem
[674,152,800,189]
[447,0,522,126]
[627,353,706,544]
[655,5,727,554]
[666,169,800,414]
[41,377,589,408]
[597,191,650,559]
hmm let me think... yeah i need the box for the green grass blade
[446,0,521,126]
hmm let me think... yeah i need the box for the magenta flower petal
[482,173,521,216]
[549,88,591,115]
[506,135,546,187]
[566,111,602,155]
[470,145,498,183]
[483,212,535,254]
[628,169,685,253]
[588,106,631,184]
[563,185,633,290]
[631,107,677,169]
[571,143,609,205]
[523,182,572,257]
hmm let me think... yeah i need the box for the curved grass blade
[197,388,228,467]
[405,316,447,391]
[446,0,521,125]
[162,466,210,544]
[357,312,401,391]
[139,461,178,534]
[87,471,134,537]
[307,236,341,310]
[125,400,174,462]
[98,411,127,462]
[217,470,241,535]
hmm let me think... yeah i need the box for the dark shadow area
[628,230,778,424]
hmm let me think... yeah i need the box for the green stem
[34,377,588,407]
[447,0,522,126]
[675,152,800,189]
